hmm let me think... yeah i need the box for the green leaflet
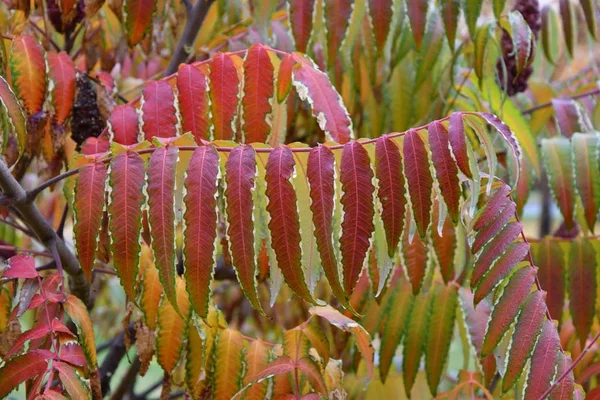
[463,0,483,41]
[389,55,415,132]
[402,290,432,397]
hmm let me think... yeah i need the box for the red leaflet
[74,162,108,282]
[123,0,155,45]
[147,146,178,308]
[243,45,274,143]
[502,290,546,392]
[108,151,145,300]
[471,222,523,288]
[369,0,393,51]
[183,146,219,318]
[432,210,456,283]
[407,0,428,51]
[440,0,460,46]
[569,237,597,347]
[277,54,296,103]
[291,53,352,143]
[4,254,39,279]
[54,361,88,399]
[448,113,471,178]
[402,221,428,294]
[473,241,530,304]
[524,320,561,400]
[403,129,433,238]
[297,357,328,396]
[307,145,347,306]
[473,184,511,231]
[472,201,516,254]
[324,0,353,65]
[542,137,575,229]
[288,0,316,53]
[534,237,565,326]
[266,146,314,303]
[375,136,406,257]
[81,135,110,156]
[177,64,210,142]
[5,319,73,359]
[47,51,76,125]
[210,53,240,140]
[0,350,53,398]
[225,145,263,312]
[0,76,26,151]
[108,104,139,145]
[60,343,87,367]
[551,98,580,138]
[9,35,46,115]
[459,289,491,354]
[477,112,522,181]
[550,353,574,400]
[141,81,178,141]
[340,141,375,293]
[428,121,460,222]
[249,356,296,382]
[481,267,536,357]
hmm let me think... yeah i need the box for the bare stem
[522,88,600,115]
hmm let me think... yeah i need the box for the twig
[164,0,217,76]
[29,21,61,52]
[537,330,600,399]
[57,203,68,239]
[0,159,91,306]
[522,87,600,114]
[99,324,137,397]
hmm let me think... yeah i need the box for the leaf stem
[522,88,600,115]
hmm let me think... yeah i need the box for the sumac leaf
[323,0,353,65]
[569,237,597,347]
[123,0,155,46]
[403,129,433,238]
[210,53,240,141]
[107,105,139,145]
[524,320,560,400]
[472,201,516,254]
[140,81,178,141]
[9,35,46,115]
[339,141,375,293]
[440,0,460,47]
[572,132,600,233]
[214,329,245,400]
[0,350,53,398]
[242,45,274,143]
[406,0,428,51]
[369,0,393,51]
[47,51,76,125]
[429,121,460,222]
[448,113,471,178]
[402,290,432,396]
[3,254,39,279]
[288,0,316,53]
[0,76,26,152]
[542,137,575,229]
[534,237,565,325]
[64,294,97,367]
[177,64,210,143]
[157,277,190,373]
[244,340,269,400]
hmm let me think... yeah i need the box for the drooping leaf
[177,64,210,142]
[403,129,433,238]
[210,53,240,141]
[60,343,87,367]
[185,322,204,397]
[309,304,374,379]
[471,221,523,288]
[226,145,264,311]
[481,267,536,357]
[572,132,600,233]
[157,277,190,373]
[339,141,375,293]
[502,290,546,392]
[542,137,575,229]
[432,209,456,283]
[569,237,597,347]
[108,151,145,300]
[440,0,460,48]
[73,162,108,282]
[54,361,90,400]
[379,279,414,382]
[288,0,316,53]
[406,0,428,51]
[0,76,26,152]
[559,0,576,56]
[463,0,483,40]
[123,0,156,45]
[473,184,511,231]
[214,328,245,400]
[551,98,588,138]
[108,105,139,145]
[266,146,315,303]
[369,0,393,51]
[0,350,53,398]
[448,113,471,178]
[64,294,97,367]
[9,35,46,115]
[140,81,178,141]
[549,353,574,400]
[580,0,597,39]
[402,218,428,294]
[297,357,328,396]
[47,51,76,125]
[534,237,565,325]
[183,146,219,318]
[425,284,458,395]
[147,146,178,308]
[402,290,432,396]
[277,54,296,103]
[524,320,560,400]
[472,201,516,254]
[508,10,534,77]
[323,0,353,65]
[307,145,349,307]
[473,241,530,304]
[541,6,560,65]
[375,135,406,258]
[428,121,460,223]
[139,250,162,330]
[244,340,269,400]
[242,45,274,143]
[291,53,353,143]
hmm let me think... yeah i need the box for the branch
[99,324,137,397]
[0,159,92,306]
[164,0,216,76]
[522,87,600,115]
